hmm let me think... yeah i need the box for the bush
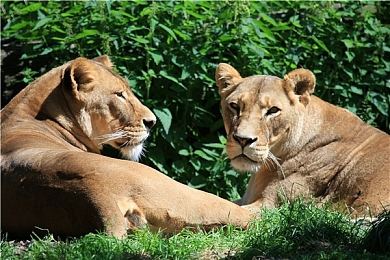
[1,0,389,199]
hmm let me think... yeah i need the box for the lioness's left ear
[63,57,98,100]
[283,68,316,106]
[215,63,243,96]
[92,55,113,67]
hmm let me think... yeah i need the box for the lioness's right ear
[92,55,113,67]
[283,68,316,107]
[215,63,243,96]
[63,57,98,100]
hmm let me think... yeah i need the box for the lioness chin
[1,56,253,239]
[216,63,390,217]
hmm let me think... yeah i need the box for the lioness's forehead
[92,60,130,88]
[236,75,283,94]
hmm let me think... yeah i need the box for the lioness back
[216,63,390,216]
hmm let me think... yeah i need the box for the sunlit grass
[2,198,389,260]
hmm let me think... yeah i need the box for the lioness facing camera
[216,63,390,216]
[1,56,252,239]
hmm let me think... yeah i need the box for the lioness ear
[92,55,113,67]
[215,63,243,96]
[63,57,98,99]
[283,68,316,106]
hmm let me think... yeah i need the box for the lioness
[1,56,252,239]
[216,63,390,216]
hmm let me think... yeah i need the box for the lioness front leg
[98,158,254,234]
[237,174,313,215]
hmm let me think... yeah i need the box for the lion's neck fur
[272,95,389,180]
[1,63,100,153]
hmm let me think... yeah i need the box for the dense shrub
[1,1,389,199]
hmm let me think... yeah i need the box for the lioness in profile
[1,56,253,239]
[216,63,390,216]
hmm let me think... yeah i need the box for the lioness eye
[267,106,280,114]
[115,92,125,99]
[229,102,240,113]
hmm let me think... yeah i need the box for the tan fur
[216,63,390,216]
[1,56,253,239]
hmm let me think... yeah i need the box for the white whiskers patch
[95,130,128,144]
[231,158,260,173]
[231,151,284,178]
[119,143,145,162]
[94,130,147,162]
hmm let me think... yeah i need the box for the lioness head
[216,63,315,173]
[62,56,156,161]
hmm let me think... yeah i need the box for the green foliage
[1,1,389,198]
[2,199,389,259]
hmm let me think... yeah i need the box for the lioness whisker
[268,152,287,198]
[95,130,128,144]
[263,158,271,171]
[268,152,285,179]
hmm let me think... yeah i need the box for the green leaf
[312,36,330,53]
[40,48,52,55]
[203,143,225,149]
[147,148,168,174]
[190,158,201,171]
[219,34,234,42]
[51,26,66,34]
[153,108,172,135]
[290,15,303,28]
[178,149,190,156]
[19,2,42,14]
[159,71,187,90]
[10,20,29,31]
[188,175,207,189]
[32,17,52,31]
[218,135,227,145]
[158,24,178,42]
[180,67,190,80]
[367,91,389,116]
[74,30,100,40]
[345,51,355,62]
[342,39,354,48]
[251,19,276,42]
[148,51,163,65]
[173,29,191,41]
[349,86,363,95]
[131,36,149,44]
[194,150,214,161]
[343,68,353,79]
[185,9,206,20]
[259,13,278,26]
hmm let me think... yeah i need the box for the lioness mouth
[115,141,136,147]
[234,154,259,164]
[115,139,145,148]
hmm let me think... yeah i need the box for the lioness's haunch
[1,56,252,239]
[216,63,390,216]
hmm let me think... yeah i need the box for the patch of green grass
[2,199,389,259]
[239,198,389,259]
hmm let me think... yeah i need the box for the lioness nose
[143,119,156,129]
[233,134,257,148]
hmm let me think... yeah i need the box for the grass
[1,198,389,260]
